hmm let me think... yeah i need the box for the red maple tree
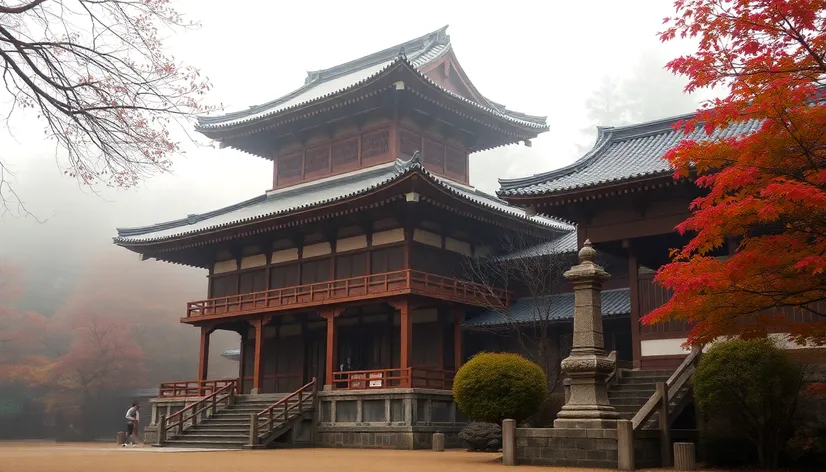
[0,260,50,385]
[643,1,826,347]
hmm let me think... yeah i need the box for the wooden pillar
[197,325,211,395]
[393,299,412,386]
[626,242,642,369]
[453,310,463,370]
[321,308,343,390]
[251,318,265,394]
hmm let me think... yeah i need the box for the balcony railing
[331,367,455,390]
[159,378,238,397]
[186,269,508,319]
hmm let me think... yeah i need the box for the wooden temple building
[113,26,820,453]
[115,26,569,449]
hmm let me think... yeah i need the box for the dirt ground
[0,441,706,472]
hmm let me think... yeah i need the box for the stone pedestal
[554,240,619,429]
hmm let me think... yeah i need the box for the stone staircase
[608,370,672,421]
[608,369,694,429]
[163,394,288,449]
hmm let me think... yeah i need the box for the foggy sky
[0,0,707,315]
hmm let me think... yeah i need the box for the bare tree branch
[0,0,215,216]
[462,233,574,391]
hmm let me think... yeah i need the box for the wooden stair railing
[156,379,237,445]
[629,345,702,467]
[631,345,702,431]
[247,377,317,448]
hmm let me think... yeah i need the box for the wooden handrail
[186,269,511,318]
[332,368,410,390]
[331,367,455,390]
[158,378,237,398]
[249,378,317,446]
[631,346,702,431]
[161,380,237,443]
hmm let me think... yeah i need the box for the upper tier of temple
[197,25,547,133]
[194,26,549,162]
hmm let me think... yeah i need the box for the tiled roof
[498,230,578,261]
[196,25,547,131]
[464,288,630,328]
[114,152,570,245]
[498,113,762,196]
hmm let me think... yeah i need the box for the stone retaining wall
[316,388,465,450]
[515,427,661,469]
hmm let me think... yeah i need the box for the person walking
[123,403,140,447]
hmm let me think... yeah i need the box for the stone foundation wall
[317,426,462,449]
[316,388,465,450]
[515,427,661,469]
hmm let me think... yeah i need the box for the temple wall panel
[413,229,441,248]
[373,228,404,246]
[337,235,368,252]
[273,248,299,263]
[304,242,331,258]
[213,259,237,274]
[240,254,267,269]
[445,237,471,256]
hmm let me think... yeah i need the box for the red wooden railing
[410,367,455,389]
[159,378,238,398]
[332,367,454,390]
[249,378,317,447]
[156,380,237,445]
[186,269,509,318]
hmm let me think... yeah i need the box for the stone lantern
[553,240,620,428]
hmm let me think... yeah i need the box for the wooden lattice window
[423,137,444,171]
[278,152,302,183]
[304,145,330,175]
[361,128,390,162]
[399,129,421,158]
[332,137,359,170]
[445,146,466,179]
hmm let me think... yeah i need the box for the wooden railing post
[268,408,274,433]
[657,382,672,467]
[248,414,258,447]
[156,414,167,446]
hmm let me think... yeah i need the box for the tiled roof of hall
[497,112,762,197]
[113,151,573,246]
[195,25,548,133]
[464,288,630,328]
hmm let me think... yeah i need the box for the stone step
[236,395,289,401]
[609,400,649,407]
[622,370,673,377]
[162,439,246,448]
[617,378,666,386]
[186,424,250,432]
[179,433,249,440]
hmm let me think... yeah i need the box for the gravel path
[0,441,704,472]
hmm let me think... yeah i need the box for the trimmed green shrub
[458,422,502,451]
[694,338,804,468]
[453,352,547,424]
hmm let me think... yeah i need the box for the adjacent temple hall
[113,26,822,451]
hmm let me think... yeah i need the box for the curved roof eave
[196,56,548,134]
[114,153,568,249]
